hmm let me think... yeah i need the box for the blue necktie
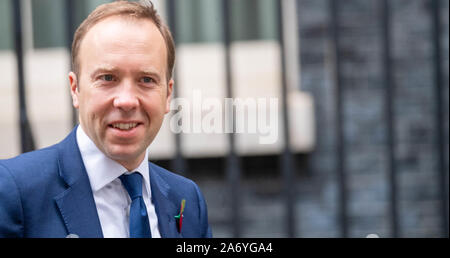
[119,172,152,238]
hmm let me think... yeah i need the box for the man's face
[69,17,173,170]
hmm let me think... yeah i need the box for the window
[176,0,224,43]
[231,0,278,41]
[0,0,12,50]
[32,0,66,48]
[31,0,111,49]
[175,0,279,44]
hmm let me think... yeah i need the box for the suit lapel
[54,126,103,238]
[149,164,182,238]
[54,181,103,238]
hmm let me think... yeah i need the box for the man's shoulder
[0,144,60,180]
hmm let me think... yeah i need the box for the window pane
[175,0,277,44]
[32,0,65,48]
[0,0,12,50]
[198,0,223,42]
[176,0,197,43]
[176,0,223,44]
[257,0,278,40]
[32,0,111,49]
[231,0,260,41]
[231,0,278,41]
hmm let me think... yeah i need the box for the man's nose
[113,82,139,111]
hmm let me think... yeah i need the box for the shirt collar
[76,125,151,197]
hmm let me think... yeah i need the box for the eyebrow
[90,66,119,81]
[139,69,162,82]
[89,66,163,82]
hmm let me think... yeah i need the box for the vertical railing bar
[12,0,35,153]
[277,0,296,238]
[431,0,449,238]
[167,0,188,176]
[222,0,242,238]
[65,0,77,127]
[380,0,399,238]
[329,0,348,238]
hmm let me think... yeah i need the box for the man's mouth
[109,122,140,131]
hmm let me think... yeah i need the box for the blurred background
[0,0,448,237]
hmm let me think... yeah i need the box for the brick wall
[297,0,449,237]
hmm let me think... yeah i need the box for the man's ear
[165,79,174,114]
[69,72,80,108]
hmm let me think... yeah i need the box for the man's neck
[115,153,146,172]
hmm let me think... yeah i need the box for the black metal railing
[380,0,399,238]
[329,0,349,238]
[431,0,449,238]
[11,0,35,153]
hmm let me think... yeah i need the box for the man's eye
[141,77,154,83]
[102,74,114,81]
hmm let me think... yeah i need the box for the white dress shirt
[76,126,161,238]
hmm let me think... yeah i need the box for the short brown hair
[71,0,175,82]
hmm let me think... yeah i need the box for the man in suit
[0,0,212,238]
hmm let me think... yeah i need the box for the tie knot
[119,172,143,200]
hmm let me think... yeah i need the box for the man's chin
[104,147,147,169]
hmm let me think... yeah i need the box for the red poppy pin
[174,199,186,233]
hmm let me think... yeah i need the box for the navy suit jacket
[0,127,212,238]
